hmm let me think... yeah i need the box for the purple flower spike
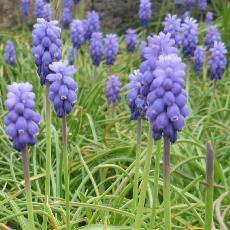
[138,0,152,28]
[32,18,62,85]
[84,11,100,40]
[68,47,74,65]
[4,40,16,65]
[146,54,189,142]
[205,12,213,26]
[61,7,72,28]
[20,0,30,16]
[70,20,85,49]
[181,16,198,57]
[47,61,78,117]
[194,46,205,74]
[181,11,190,23]
[34,0,47,19]
[163,14,182,48]
[106,75,122,105]
[4,83,40,151]
[186,0,195,11]
[125,29,137,52]
[90,32,103,66]
[208,42,227,80]
[204,26,221,49]
[104,34,119,65]
[198,0,207,11]
[139,41,147,61]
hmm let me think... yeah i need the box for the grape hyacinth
[20,0,30,16]
[208,42,227,80]
[198,0,207,11]
[34,0,47,19]
[105,75,121,105]
[163,14,182,48]
[205,12,213,25]
[32,18,62,85]
[186,0,195,11]
[89,32,103,66]
[104,34,119,65]
[139,41,147,61]
[204,26,221,49]
[125,29,138,52]
[68,47,74,65]
[4,83,40,151]
[44,3,53,21]
[61,7,72,28]
[181,11,190,22]
[4,40,16,65]
[84,11,100,40]
[138,0,152,29]
[181,16,198,57]
[194,46,205,74]
[47,61,77,117]
[70,20,85,49]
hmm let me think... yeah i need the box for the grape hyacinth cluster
[32,18,62,85]
[181,16,198,57]
[139,41,147,61]
[194,46,205,74]
[61,0,74,28]
[84,11,100,41]
[138,0,152,28]
[4,40,16,65]
[125,29,137,52]
[20,0,30,16]
[186,0,195,11]
[4,83,40,151]
[204,26,221,49]
[89,32,104,66]
[198,0,207,11]
[163,14,182,48]
[205,12,213,26]
[34,0,47,19]
[105,75,121,105]
[47,61,78,117]
[68,47,74,65]
[70,20,85,49]
[208,42,227,80]
[104,34,119,65]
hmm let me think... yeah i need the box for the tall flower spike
[125,29,138,52]
[70,20,85,49]
[186,0,195,11]
[61,7,72,28]
[34,0,47,19]
[4,83,40,151]
[84,11,100,41]
[146,54,189,142]
[139,41,147,61]
[204,26,221,49]
[20,0,30,16]
[89,32,103,66]
[47,61,78,117]
[181,16,198,57]
[198,0,207,11]
[194,46,205,74]
[32,18,62,85]
[163,14,182,48]
[4,40,16,65]
[138,0,152,29]
[208,41,227,80]
[106,75,122,105]
[205,12,213,26]
[104,34,119,65]
[44,3,54,21]
[68,47,74,65]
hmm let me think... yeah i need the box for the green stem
[150,140,162,228]
[21,147,35,230]
[205,142,214,230]
[163,136,171,230]
[42,82,52,230]
[133,117,142,210]
[133,125,153,230]
[63,116,71,230]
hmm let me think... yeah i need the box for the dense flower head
[104,34,119,65]
[34,0,47,19]
[163,14,182,48]
[68,47,74,65]
[89,32,103,66]
[181,16,198,57]
[84,11,100,40]
[204,26,221,49]
[105,75,122,105]
[194,46,205,74]
[4,83,40,151]
[146,54,189,142]
[4,40,16,65]
[198,0,207,11]
[70,20,85,49]
[47,61,78,117]
[125,28,137,52]
[138,0,152,28]
[208,42,227,80]
[61,7,72,28]
[205,12,213,25]
[32,18,62,85]
[139,41,147,61]
[186,0,195,11]
[20,0,30,16]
